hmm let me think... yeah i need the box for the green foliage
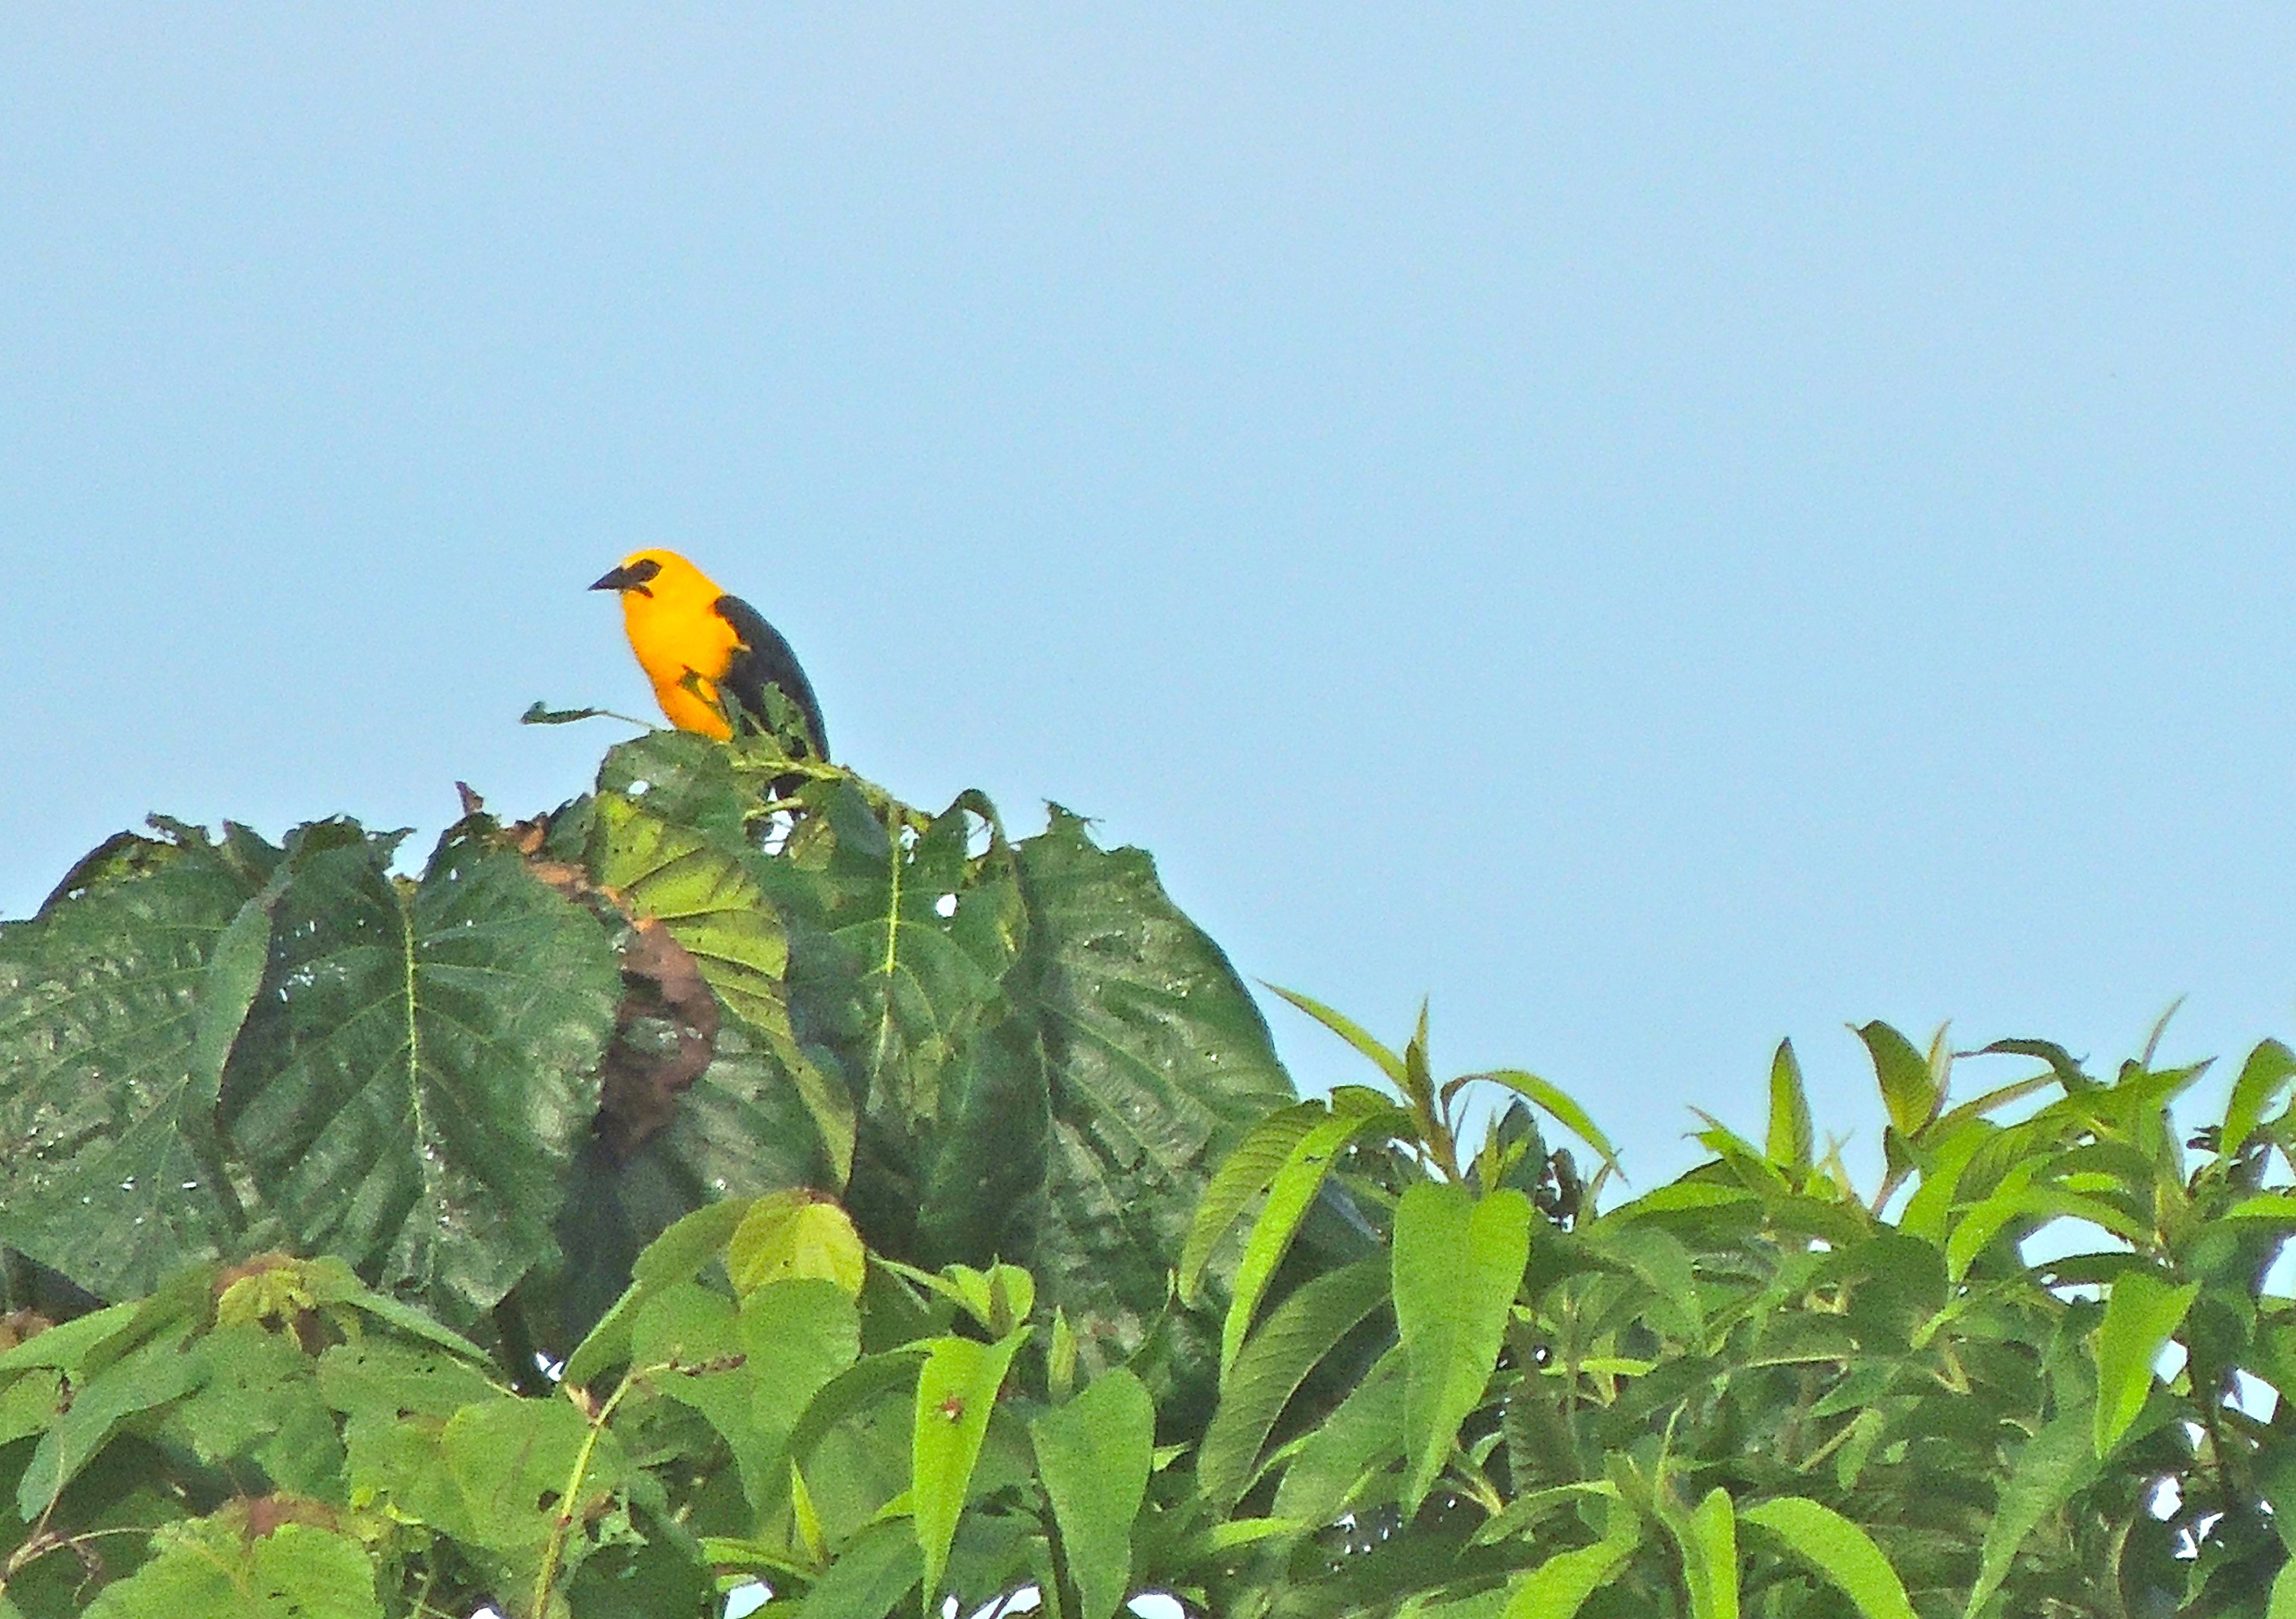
[6,724,2296,1616]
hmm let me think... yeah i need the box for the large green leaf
[0,826,270,1296]
[17,1328,201,1520]
[1394,1183,1532,1513]
[787,786,1038,1269]
[81,1518,382,1619]
[591,786,855,1184]
[220,823,620,1319]
[1012,809,1299,1365]
[783,787,1021,1124]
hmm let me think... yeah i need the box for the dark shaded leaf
[222,824,620,1320]
[0,830,268,1296]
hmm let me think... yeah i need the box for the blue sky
[3,8,2292,1186]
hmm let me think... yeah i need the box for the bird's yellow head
[588,547,720,607]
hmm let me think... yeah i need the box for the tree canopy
[1,724,2292,1617]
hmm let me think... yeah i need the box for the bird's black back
[713,592,830,761]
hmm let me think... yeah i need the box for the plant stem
[530,1360,668,1618]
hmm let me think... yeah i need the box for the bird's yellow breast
[619,588,742,740]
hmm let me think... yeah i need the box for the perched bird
[589,549,830,759]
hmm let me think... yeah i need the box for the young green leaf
[1739,1497,1915,1619]
[1201,1257,1391,1507]
[1766,1039,1813,1177]
[912,1326,1030,1611]
[2221,1039,2296,1160]
[739,1278,863,1453]
[1502,1521,1641,1619]
[1674,1486,1740,1619]
[1030,1369,1155,1619]
[1854,1021,1939,1138]
[1221,1102,1411,1374]
[1393,1182,1533,1514]
[727,1191,867,1298]
[2094,1270,2198,1456]
[1266,984,1410,1087]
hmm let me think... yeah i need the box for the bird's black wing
[714,593,830,761]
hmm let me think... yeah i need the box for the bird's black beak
[589,566,633,592]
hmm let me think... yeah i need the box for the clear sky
[4,8,2292,1188]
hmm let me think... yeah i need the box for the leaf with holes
[0,824,273,1298]
[219,823,620,1322]
[1014,810,1303,1375]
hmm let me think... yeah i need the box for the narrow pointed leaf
[1180,1101,1328,1303]
[1223,1103,1410,1373]
[1201,1257,1391,1506]
[1677,1486,1740,1619]
[1468,1070,1620,1176]
[1267,984,1409,1086]
[2094,1270,2198,1456]
[1272,1347,1408,1530]
[1503,1522,1641,1619]
[1766,1040,1813,1176]
[1963,1404,2097,1619]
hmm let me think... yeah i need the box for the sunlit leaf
[1740,1497,1915,1619]
[911,1327,1029,1611]
[1030,1369,1154,1619]
[2094,1270,2196,1456]
[1394,1183,1532,1513]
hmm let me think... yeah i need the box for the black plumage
[714,592,830,761]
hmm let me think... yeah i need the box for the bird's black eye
[628,559,662,584]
